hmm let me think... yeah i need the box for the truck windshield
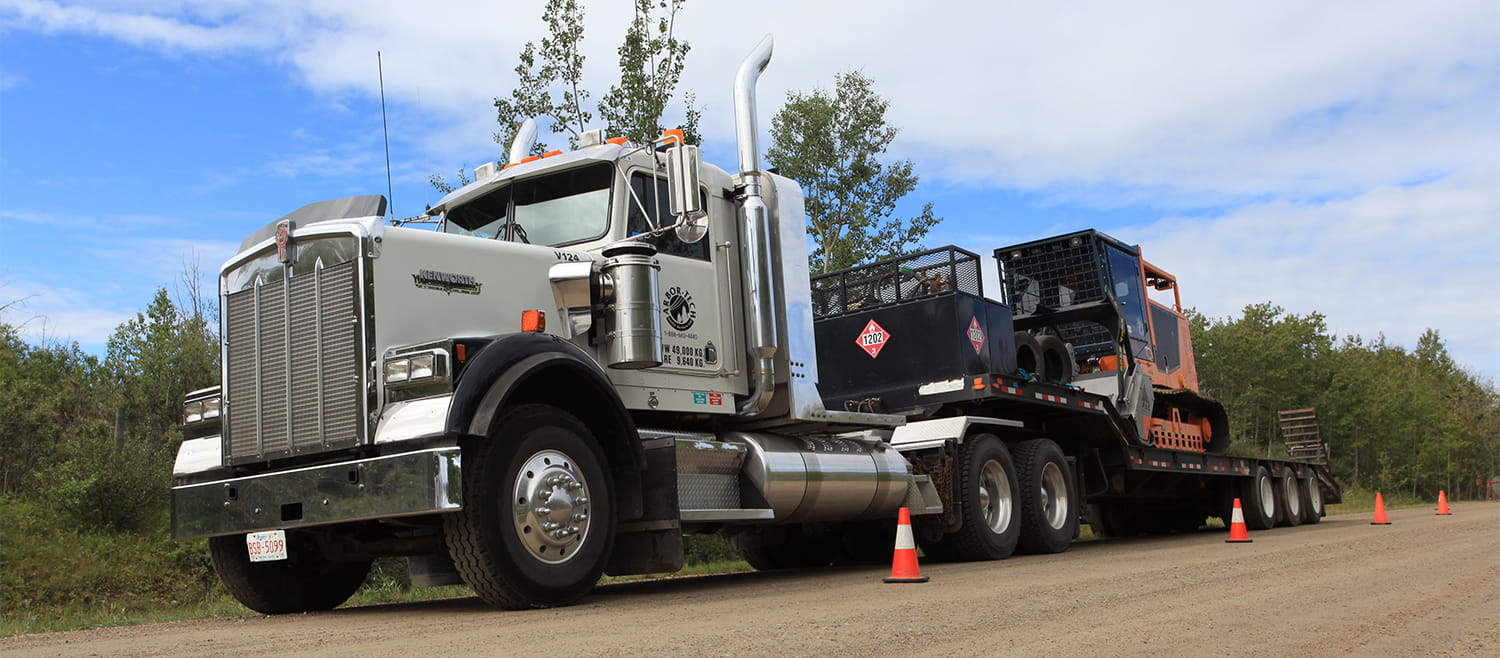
[443,162,613,247]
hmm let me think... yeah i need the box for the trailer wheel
[208,531,371,615]
[1014,439,1078,554]
[1239,465,1278,530]
[1276,471,1303,527]
[947,433,1022,560]
[444,404,615,609]
[1300,477,1324,524]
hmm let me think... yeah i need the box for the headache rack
[811,247,984,321]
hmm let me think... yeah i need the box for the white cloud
[1121,169,1500,375]
[11,1,1496,202]
[5,0,1499,376]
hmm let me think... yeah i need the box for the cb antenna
[378,51,394,220]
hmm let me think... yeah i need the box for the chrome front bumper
[171,447,462,540]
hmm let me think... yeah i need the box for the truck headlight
[383,348,450,391]
[183,389,223,425]
[182,386,223,441]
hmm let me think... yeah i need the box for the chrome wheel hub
[979,459,1013,533]
[1040,461,1069,530]
[512,449,591,564]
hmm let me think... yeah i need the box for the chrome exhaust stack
[734,34,778,416]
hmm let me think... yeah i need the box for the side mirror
[667,143,707,243]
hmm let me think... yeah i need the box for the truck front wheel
[1014,439,1078,554]
[208,531,371,615]
[444,404,615,609]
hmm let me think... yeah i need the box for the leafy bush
[36,434,170,534]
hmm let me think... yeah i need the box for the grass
[0,505,756,638]
[1324,486,1439,516]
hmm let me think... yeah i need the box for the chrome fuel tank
[722,432,909,522]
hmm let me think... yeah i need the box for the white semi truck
[171,36,1339,614]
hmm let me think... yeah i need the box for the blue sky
[2,1,1498,380]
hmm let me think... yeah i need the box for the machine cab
[996,230,1198,392]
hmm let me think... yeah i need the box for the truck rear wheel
[947,433,1022,560]
[1300,478,1324,524]
[444,404,615,609]
[1277,471,1303,527]
[1014,439,1077,554]
[208,531,371,615]
[1240,465,1278,530]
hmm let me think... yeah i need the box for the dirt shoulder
[5,503,1496,656]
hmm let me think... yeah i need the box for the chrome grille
[224,259,362,464]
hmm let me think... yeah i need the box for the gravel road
[6,503,1496,656]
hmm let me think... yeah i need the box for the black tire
[1277,471,1303,527]
[947,433,1023,560]
[1239,465,1278,530]
[444,404,615,609]
[1014,439,1078,554]
[1036,335,1074,384]
[208,531,371,615]
[1088,502,1139,538]
[1014,332,1042,378]
[1300,477,1324,524]
[731,525,839,570]
[836,520,896,565]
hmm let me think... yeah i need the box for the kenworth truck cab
[172,35,1338,615]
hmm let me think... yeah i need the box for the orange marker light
[521,310,546,333]
[606,137,628,145]
[973,377,985,390]
[661,128,686,145]
[455,343,467,364]
[543,150,563,158]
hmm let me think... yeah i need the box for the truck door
[625,172,730,379]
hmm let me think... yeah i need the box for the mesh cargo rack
[811,246,983,320]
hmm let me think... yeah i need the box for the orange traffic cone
[1436,490,1452,515]
[1225,498,1252,543]
[1371,492,1391,525]
[884,507,929,583]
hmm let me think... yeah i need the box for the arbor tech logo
[664,286,696,331]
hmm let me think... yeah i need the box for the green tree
[434,0,702,194]
[1188,303,1333,458]
[598,0,697,145]
[104,287,218,454]
[765,70,940,273]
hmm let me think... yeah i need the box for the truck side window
[627,173,709,261]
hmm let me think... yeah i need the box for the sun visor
[240,195,387,252]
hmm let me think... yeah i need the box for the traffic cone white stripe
[894,521,916,551]
[1231,505,1245,525]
